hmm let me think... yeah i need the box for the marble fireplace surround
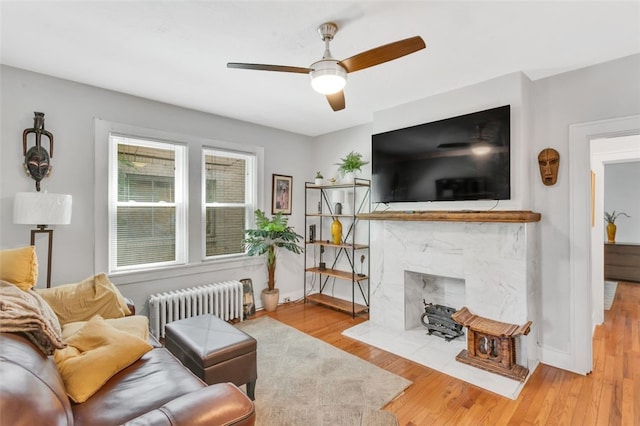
[343,211,540,399]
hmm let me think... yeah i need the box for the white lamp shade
[14,192,72,225]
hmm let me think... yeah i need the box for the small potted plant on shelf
[604,210,630,243]
[243,209,303,311]
[335,151,369,184]
[314,171,324,185]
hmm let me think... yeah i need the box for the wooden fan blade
[326,91,345,111]
[227,62,311,74]
[339,36,426,73]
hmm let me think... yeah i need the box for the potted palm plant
[335,151,369,184]
[242,209,303,311]
[604,210,630,243]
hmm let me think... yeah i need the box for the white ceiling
[1,1,639,136]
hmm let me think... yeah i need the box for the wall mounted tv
[372,105,511,203]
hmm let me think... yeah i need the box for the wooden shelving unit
[305,241,369,250]
[305,293,369,315]
[304,178,370,317]
[305,266,368,282]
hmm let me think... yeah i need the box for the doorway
[590,135,640,325]
[568,114,640,374]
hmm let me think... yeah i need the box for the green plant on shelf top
[315,171,323,179]
[242,209,303,293]
[334,151,369,176]
[604,210,630,224]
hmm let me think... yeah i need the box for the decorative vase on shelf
[331,218,342,245]
[331,190,345,214]
[342,171,355,184]
[606,223,617,243]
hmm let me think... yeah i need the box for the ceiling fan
[227,22,426,111]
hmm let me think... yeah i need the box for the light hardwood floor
[257,281,640,425]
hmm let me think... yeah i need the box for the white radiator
[148,280,243,338]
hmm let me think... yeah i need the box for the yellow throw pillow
[37,273,131,325]
[0,246,38,291]
[61,315,150,341]
[54,315,153,403]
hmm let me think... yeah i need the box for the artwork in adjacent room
[272,174,292,215]
[22,112,54,191]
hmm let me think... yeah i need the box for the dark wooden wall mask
[22,112,54,191]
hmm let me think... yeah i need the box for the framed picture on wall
[272,174,293,215]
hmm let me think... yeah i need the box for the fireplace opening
[404,271,465,330]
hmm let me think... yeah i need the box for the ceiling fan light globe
[311,74,346,94]
[310,60,347,95]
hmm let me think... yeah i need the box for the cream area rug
[236,316,411,426]
[604,281,618,310]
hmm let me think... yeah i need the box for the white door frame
[569,114,640,374]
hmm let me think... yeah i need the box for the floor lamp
[13,192,72,288]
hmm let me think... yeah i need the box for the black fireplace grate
[420,300,464,341]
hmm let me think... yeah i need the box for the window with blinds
[109,135,187,271]
[203,149,256,258]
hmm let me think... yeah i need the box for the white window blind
[203,148,256,258]
[109,134,187,272]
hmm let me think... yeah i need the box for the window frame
[109,134,188,273]
[201,147,257,260]
[94,119,265,284]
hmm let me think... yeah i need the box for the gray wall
[311,54,640,370]
[0,65,313,313]
[532,53,640,356]
[605,160,640,243]
[3,52,639,370]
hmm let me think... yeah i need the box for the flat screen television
[371,105,510,203]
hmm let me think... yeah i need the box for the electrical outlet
[283,297,291,303]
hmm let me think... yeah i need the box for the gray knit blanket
[0,280,66,355]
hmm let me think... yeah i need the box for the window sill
[109,255,264,286]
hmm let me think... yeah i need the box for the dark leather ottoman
[165,314,257,400]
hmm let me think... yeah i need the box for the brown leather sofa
[0,330,256,425]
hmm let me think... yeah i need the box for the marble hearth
[343,213,539,399]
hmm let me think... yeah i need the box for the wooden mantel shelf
[357,210,541,223]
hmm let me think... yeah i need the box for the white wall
[0,65,313,313]
[605,160,640,243]
[313,125,374,184]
